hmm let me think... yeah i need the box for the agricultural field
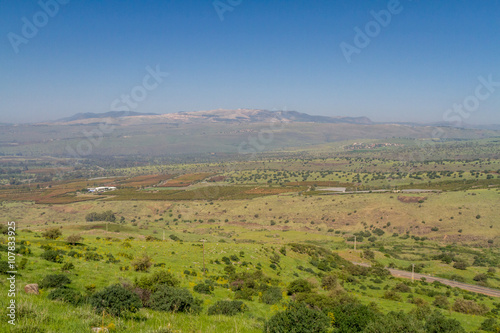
[1,141,500,332]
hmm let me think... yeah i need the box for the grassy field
[1,142,500,332]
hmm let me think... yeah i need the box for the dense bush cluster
[39,274,71,289]
[150,286,202,313]
[207,300,247,316]
[85,210,116,222]
[89,284,142,316]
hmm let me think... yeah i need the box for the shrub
[480,318,500,332]
[287,279,313,295]
[61,262,75,271]
[66,234,82,245]
[453,261,468,270]
[260,286,282,305]
[132,287,151,307]
[42,228,62,240]
[84,251,103,261]
[47,287,82,305]
[150,286,202,313]
[131,253,153,272]
[432,295,450,309]
[364,311,424,333]
[0,261,10,275]
[333,303,378,333]
[473,273,488,283]
[383,290,402,301]
[363,249,375,259]
[136,270,180,292]
[264,302,331,333]
[85,210,116,222]
[294,292,337,312]
[193,283,213,295]
[234,288,254,301]
[424,311,465,333]
[207,300,247,316]
[321,274,338,290]
[39,274,71,289]
[452,298,489,315]
[393,283,411,293]
[89,284,142,316]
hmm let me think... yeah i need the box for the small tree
[131,253,152,272]
[42,228,62,240]
[66,234,83,245]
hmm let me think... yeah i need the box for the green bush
[66,234,83,245]
[321,274,338,290]
[260,286,282,305]
[136,270,180,292]
[264,302,331,333]
[131,253,153,272]
[333,303,378,333]
[452,298,489,315]
[287,279,313,295]
[480,318,500,332]
[89,284,142,316]
[193,283,213,295]
[393,283,411,293]
[84,251,103,261]
[39,274,71,289]
[150,286,202,313]
[364,311,424,333]
[0,261,10,275]
[47,287,83,305]
[207,300,247,316]
[61,262,75,271]
[85,210,116,222]
[41,250,64,263]
[424,311,465,333]
[42,228,62,240]
[432,295,450,309]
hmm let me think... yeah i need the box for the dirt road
[353,262,500,298]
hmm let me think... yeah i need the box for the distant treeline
[85,210,116,222]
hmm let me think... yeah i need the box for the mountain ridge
[47,109,373,126]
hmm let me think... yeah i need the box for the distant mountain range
[1,109,498,158]
[48,109,373,126]
[56,111,159,122]
[46,110,499,129]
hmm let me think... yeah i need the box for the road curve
[352,262,500,298]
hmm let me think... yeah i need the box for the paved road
[353,262,500,298]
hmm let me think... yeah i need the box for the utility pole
[163,229,165,241]
[412,263,415,282]
[106,221,108,233]
[354,236,357,251]
[201,239,206,275]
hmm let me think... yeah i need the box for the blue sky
[1,0,499,124]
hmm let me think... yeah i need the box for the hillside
[1,109,499,158]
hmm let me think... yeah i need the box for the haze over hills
[0,108,499,158]
[43,109,500,130]
[46,109,373,126]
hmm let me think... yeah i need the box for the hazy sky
[1,0,499,124]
